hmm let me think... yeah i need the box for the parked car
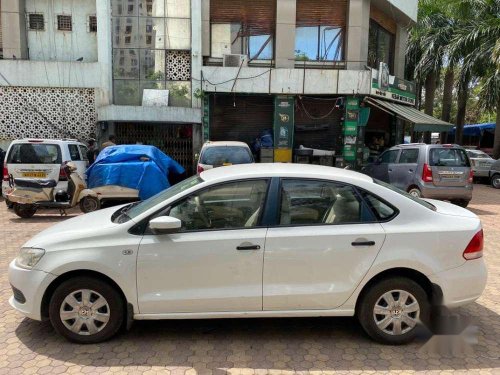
[9,164,486,345]
[362,144,473,207]
[489,159,500,189]
[2,139,89,201]
[197,141,254,174]
[466,149,496,180]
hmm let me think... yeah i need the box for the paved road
[0,185,499,374]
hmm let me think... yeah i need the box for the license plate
[441,175,459,179]
[22,172,47,178]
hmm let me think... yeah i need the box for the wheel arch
[41,269,128,320]
[407,185,420,193]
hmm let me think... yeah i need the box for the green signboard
[274,96,294,149]
[202,95,210,142]
[344,97,361,162]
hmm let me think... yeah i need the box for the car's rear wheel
[49,277,124,344]
[13,204,37,218]
[79,196,100,213]
[452,199,470,208]
[492,174,500,189]
[357,277,429,345]
[407,187,422,198]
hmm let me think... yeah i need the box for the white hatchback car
[9,164,487,344]
[197,141,254,174]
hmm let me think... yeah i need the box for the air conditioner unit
[223,54,248,67]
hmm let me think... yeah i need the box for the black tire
[452,199,470,208]
[407,187,422,198]
[49,276,124,344]
[79,196,100,213]
[13,204,37,218]
[6,199,14,209]
[492,174,500,189]
[357,277,429,345]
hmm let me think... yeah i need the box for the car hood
[23,205,127,249]
[423,199,478,219]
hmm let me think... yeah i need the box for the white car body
[2,139,89,198]
[197,141,254,174]
[8,164,487,343]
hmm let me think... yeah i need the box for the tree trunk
[423,73,437,143]
[440,66,454,144]
[493,101,500,159]
[455,81,469,146]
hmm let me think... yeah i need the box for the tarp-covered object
[86,145,185,200]
[449,123,495,136]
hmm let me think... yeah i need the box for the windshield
[374,179,436,211]
[200,146,254,166]
[113,175,203,223]
[467,150,491,159]
[429,148,470,167]
[7,143,62,164]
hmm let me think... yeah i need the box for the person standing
[101,135,116,150]
[86,139,99,165]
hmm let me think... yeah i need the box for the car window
[68,144,82,161]
[379,150,399,164]
[429,148,470,167]
[373,179,436,211]
[398,149,419,164]
[467,150,490,159]
[361,191,397,220]
[7,143,62,164]
[279,179,375,226]
[168,179,268,231]
[200,146,254,166]
[78,145,89,161]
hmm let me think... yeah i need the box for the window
[398,149,419,164]
[379,150,398,164]
[7,144,62,164]
[68,144,82,161]
[374,179,436,211]
[28,14,45,31]
[295,26,343,61]
[168,180,269,231]
[368,20,395,73]
[429,148,470,167]
[279,180,375,226]
[89,15,97,32]
[200,146,254,166]
[57,15,72,31]
[361,191,397,220]
[78,145,89,162]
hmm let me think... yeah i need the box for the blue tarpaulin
[449,123,495,136]
[86,145,185,200]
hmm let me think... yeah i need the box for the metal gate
[115,122,193,175]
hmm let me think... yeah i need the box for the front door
[137,179,269,314]
[389,148,419,190]
[263,179,386,310]
[368,149,400,183]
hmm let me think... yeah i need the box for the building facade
[1,0,450,171]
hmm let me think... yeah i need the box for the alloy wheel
[493,176,500,189]
[59,289,110,335]
[373,289,420,336]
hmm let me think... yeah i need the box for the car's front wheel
[357,277,429,345]
[49,277,124,344]
[492,174,500,189]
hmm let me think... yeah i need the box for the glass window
[279,180,374,226]
[113,17,139,48]
[113,49,140,79]
[78,145,89,161]
[165,81,191,107]
[140,49,166,80]
[68,144,82,161]
[165,18,191,50]
[200,146,254,166]
[379,150,398,163]
[295,26,343,61]
[467,150,491,159]
[429,148,470,167]
[211,23,242,58]
[7,144,62,164]
[112,0,138,16]
[398,149,419,164]
[139,0,166,17]
[249,35,273,60]
[374,179,436,211]
[361,191,397,220]
[113,80,141,105]
[139,18,165,48]
[368,20,395,73]
[166,0,191,18]
[168,180,268,231]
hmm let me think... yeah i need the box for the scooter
[7,162,100,218]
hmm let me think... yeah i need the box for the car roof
[200,163,373,184]
[11,139,83,145]
[202,141,250,148]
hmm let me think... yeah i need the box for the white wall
[387,0,417,23]
[25,0,97,62]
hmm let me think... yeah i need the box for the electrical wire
[297,96,341,120]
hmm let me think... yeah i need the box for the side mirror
[149,216,182,234]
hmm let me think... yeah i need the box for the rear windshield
[200,146,253,166]
[374,179,436,211]
[467,150,491,159]
[7,143,62,164]
[429,148,470,167]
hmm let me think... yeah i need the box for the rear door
[389,148,419,190]
[428,147,471,187]
[6,142,62,182]
[67,143,88,179]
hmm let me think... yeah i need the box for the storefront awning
[364,97,454,132]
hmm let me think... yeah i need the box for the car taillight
[2,163,8,182]
[463,229,484,260]
[197,165,204,174]
[422,163,433,182]
[468,169,474,184]
[59,164,68,181]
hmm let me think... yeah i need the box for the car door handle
[351,241,376,247]
[237,244,261,251]
[409,169,414,172]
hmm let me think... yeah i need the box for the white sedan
[8,164,487,345]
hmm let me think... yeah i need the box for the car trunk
[428,148,471,187]
[6,143,62,182]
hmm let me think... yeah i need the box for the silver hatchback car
[362,144,473,207]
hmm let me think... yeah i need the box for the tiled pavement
[0,185,499,375]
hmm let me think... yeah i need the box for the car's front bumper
[429,258,487,309]
[8,260,56,321]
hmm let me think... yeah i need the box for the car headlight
[16,248,45,269]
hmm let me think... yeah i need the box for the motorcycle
[7,162,99,218]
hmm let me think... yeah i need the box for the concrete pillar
[394,24,408,78]
[275,0,296,68]
[192,0,203,109]
[96,0,113,106]
[1,0,28,59]
[346,0,370,70]
[201,0,210,57]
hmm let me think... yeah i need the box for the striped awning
[364,97,454,132]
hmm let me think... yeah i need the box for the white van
[2,139,89,201]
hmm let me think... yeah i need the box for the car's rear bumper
[420,184,473,201]
[429,258,487,309]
